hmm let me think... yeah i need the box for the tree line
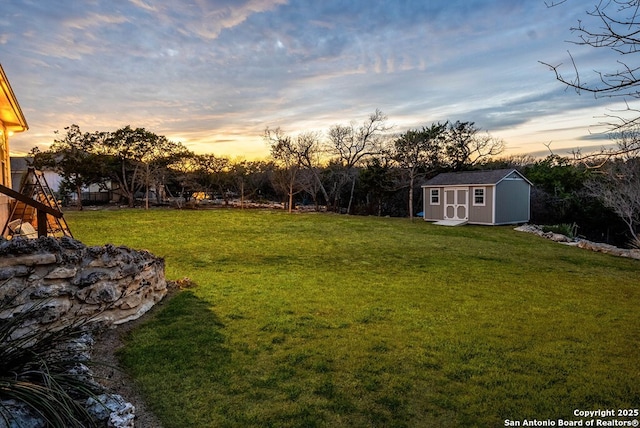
[264,110,504,217]
[29,110,505,217]
[29,109,639,248]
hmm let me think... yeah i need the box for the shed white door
[444,187,468,220]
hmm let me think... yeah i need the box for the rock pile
[514,224,640,260]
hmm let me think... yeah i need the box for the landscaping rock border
[514,224,640,260]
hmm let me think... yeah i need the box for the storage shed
[421,169,531,225]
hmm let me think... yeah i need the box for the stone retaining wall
[0,236,167,428]
[0,236,167,332]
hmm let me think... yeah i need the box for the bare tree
[616,126,640,159]
[294,132,330,209]
[582,126,640,243]
[543,1,640,240]
[585,157,640,242]
[443,121,505,170]
[326,109,392,213]
[265,127,305,212]
[541,0,640,157]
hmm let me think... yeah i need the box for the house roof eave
[0,64,29,134]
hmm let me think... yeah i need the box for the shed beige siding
[468,186,494,224]
[423,187,444,221]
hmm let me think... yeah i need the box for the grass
[65,208,640,427]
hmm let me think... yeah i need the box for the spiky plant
[541,222,579,239]
[0,279,103,428]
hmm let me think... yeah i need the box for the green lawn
[65,209,639,427]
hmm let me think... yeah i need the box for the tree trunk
[288,182,294,213]
[347,174,356,214]
[240,181,245,210]
[155,180,163,205]
[329,182,339,213]
[145,163,149,210]
[310,168,329,211]
[75,182,83,211]
[408,175,414,220]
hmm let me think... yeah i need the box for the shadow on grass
[127,289,230,366]
[116,290,232,425]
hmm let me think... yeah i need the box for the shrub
[541,222,578,238]
[0,279,103,428]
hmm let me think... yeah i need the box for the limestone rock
[44,266,77,279]
[0,253,57,268]
[76,281,122,304]
[0,400,46,428]
[543,232,572,242]
[86,394,136,428]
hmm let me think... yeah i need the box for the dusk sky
[1,0,628,159]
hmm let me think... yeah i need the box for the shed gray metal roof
[423,169,530,186]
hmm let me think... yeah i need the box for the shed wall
[495,179,530,224]
[423,187,444,221]
[468,186,494,224]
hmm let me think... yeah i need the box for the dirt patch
[90,289,181,428]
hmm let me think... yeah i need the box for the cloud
[64,12,129,31]
[2,0,630,159]
[128,0,157,13]
[127,0,289,41]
